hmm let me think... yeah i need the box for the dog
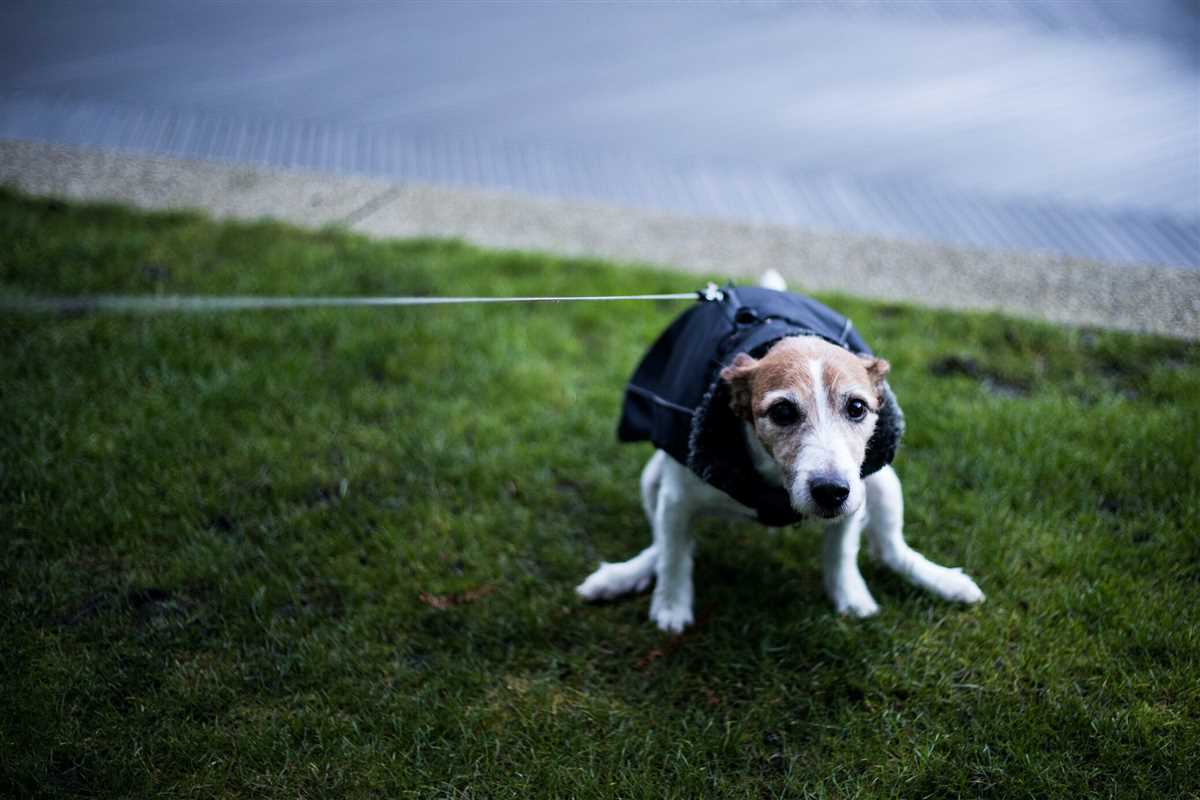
[577,270,984,632]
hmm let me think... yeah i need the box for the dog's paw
[650,595,694,633]
[936,568,986,604]
[832,588,881,619]
[575,562,653,602]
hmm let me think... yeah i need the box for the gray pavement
[4,140,1196,339]
[1,2,1197,268]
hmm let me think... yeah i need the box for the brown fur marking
[755,338,877,412]
[719,352,759,421]
[722,336,886,418]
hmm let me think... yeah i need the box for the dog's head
[720,336,890,520]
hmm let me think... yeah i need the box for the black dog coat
[617,285,904,526]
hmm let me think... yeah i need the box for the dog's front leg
[823,505,880,618]
[575,545,657,602]
[864,466,984,604]
[649,484,696,633]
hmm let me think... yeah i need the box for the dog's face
[720,336,890,520]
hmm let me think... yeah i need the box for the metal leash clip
[698,282,725,302]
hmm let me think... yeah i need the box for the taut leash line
[0,284,724,315]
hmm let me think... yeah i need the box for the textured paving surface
[3,140,1197,339]
[1,2,1197,268]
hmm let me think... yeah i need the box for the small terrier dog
[577,271,984,632]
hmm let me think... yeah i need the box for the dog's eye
[845,398,869,421]
[766,400,801,426]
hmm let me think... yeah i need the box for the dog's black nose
[809,477,850,512]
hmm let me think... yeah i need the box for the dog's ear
[858,355,891,394]
[720,353,758,421]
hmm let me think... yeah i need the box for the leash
[0,283,725,315]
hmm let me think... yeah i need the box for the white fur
[576,271,984,632]
[759,269,788,291]
[576,455,984,631]
[782,357,868,519]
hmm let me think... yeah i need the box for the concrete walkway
[1,2,1197,268]
[3,139,1196,340]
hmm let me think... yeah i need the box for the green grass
[1,187,1197,799]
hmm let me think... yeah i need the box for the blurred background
[1,0,1197,268]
